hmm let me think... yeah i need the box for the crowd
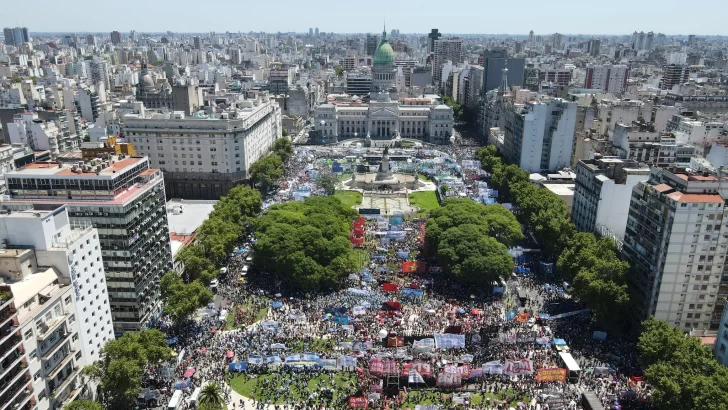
[141,145,653,410]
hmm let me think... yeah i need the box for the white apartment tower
[585,65,629,94]
[623,168,728,332]
[0,206,114,409]
[7,113,61,157]
[502,97,577,173]
[432,38,462,87]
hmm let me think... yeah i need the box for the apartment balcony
[51,366,80,406]
[36,315,67,341]
[41,331,71,362]
[0,371,32,410]
[0,320,19,347]
[0,306,17,327]
[45,350,75,381]
[0,334,23,365]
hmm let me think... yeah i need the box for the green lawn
[338,172,353,182]
[334,191,363,209]
[225,301,269,330]
[409,191,440,217]
[417,173,433,182]
[402,389,530,407]
[230,372,357,404]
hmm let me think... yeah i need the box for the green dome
[373,32,394,66]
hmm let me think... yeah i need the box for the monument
[348,147,423,191]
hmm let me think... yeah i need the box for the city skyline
[3,0,727,36]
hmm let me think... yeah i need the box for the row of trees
[250,138,293,192]
[425,199,521,286]
[253,196,359,292]
[476,146,630,330]
[169,186,262,319]
[638,318,728,410]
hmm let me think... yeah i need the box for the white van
[168,390,183,410]
[189,387,201,407]
[241,265,249,274]
[220,267,228,274]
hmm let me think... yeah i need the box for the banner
[348,397,368,409]
[338,356,357,368]
[248,355,264,365]
[483,361,503,375]
[369,359,398,376]
[504,359,534,376]
[456,364,471,378]
[387,336,404,347]
[436,365,462,387]
[516,313,529,323]
[434,333,466,349]
[517,332,537,343]
[536,368,567,382]
[498,332,517,344]
[353,341,372,351]
[469,368,483,378]
[319,359,338,370]
[401,361,433,377]
[408,370,426,384]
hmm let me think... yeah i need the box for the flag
[408,370,426,384]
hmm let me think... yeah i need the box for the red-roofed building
[624,167,728,333]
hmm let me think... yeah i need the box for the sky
[3,0,727,36]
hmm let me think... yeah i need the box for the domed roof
[373,31,394,66]
[141,74,154,87]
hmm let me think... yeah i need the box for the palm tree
[199,382,224,408]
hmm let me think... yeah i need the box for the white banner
[482,361,503,375]
[504,359,534,375]
[433,333,465,349]
[408,370,426,384]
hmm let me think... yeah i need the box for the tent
[382,283,398,293]
[183,367,196,378]
[271,301,283,309]
[271,343,286,350]
[166,337,179,345]
[226,351,234,359]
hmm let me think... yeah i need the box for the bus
[189,387,201,408]
[581,391,606,410]
[167,390,183,410]
[516,288,528,305]
[558,351,582,383]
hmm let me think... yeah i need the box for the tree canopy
[84,329,169,410]
[64,400,103,410]
[316,174,339,196]
[253,196,359,292]
[638,318,728,410]
[250,153,284,192]
[175,186,261,283]
[426,199,518,285]
[272,137,293,163]
[160,271,213,320]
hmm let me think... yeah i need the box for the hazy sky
[3,0,726,35]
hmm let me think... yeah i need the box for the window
[25,329,33,339]
[29,349,37,360]
[64,296,72,305]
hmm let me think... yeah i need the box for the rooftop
[166,199,217,236]
[666,192,724,204]
[8,156,147,179]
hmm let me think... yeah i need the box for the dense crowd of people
[142,142,653,410]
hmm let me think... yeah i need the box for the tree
[439,184,448,197]
[272,137,293,163]
[84,329,169,410]
[65,400,104,410]
[638,318,728,410]
[253,196,357,292]
[334,65,344,77]
[250,154,284,192]
[316,174,339,195]
[199,382,225,408]
[159,272,213,320]
[482,204,524,247]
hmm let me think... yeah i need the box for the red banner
[516,313,529,323]
[436,365,462,387]
[401,361,434,377]
[369,358,398,376]
[402,261,426,273]
[382,283,398,292]
[536,368,567,382]
[349,397,368,409]
[457,364,471,378]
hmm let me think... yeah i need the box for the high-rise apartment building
[110,31,122,45]
[268,67,294,95]
[481,49,525,93]
[7,113,61,157]
[3,27,29,47]
[365,34,379,56]
[572,158,650,239]
[89,58,111,92]
[193,36,202,50]
[585,65,629,93]
[623,168,728,332]
[432,38,462,87]
[1,156,173,334]
[0,206,115,408]
[345,73,373,97]
[0,288,35,410]
[661,64,690,90]
[552,33,563,49]
[538,68,573,86]
[427,29,442,54]
[123,94,282,199]
[501,97,577,173]
[588,39,601,57]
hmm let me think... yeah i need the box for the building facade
[572,158,650,240]
[1,156,173,334]
[502,97,577,172]
[623,168,728,332]
[124,95,282,199]
[432,38,463,87]
[715,300,728,366]
[585,65,629,93]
